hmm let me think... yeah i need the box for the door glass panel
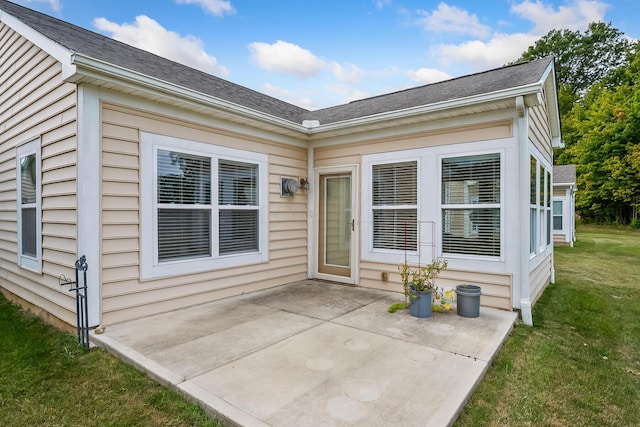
[325,175,351,268]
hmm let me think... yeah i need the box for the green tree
[563,50,640,223]
[516,22,633,111]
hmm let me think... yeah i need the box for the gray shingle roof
[553,165,576,184]
[1,0,553,126]
[303,57,553,124]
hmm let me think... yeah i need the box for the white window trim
[529,146,553,260]
[141,132,268,279]
[438,149,505,262]
[16,139,42,273]
[362,149,425,265]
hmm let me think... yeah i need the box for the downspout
[517,96,533,326]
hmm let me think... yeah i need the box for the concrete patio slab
[92,280,518,426]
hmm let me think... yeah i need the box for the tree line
[515,22,639,225]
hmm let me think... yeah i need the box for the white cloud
[249,40,365,83]
[330,62,366,84]
[249,40,325,79]
[93,15,229,76]
[263,83,317,110]
[373,0,392,9]
[22,0,62,12]
[432,33,539,70]
[511,0,608,36]
[174,0,234,17]
[417,2,491,38]
[407,67,452,84]
[430,1,608,72]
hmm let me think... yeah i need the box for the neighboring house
[0,1,561,328]
[553,165,577,246]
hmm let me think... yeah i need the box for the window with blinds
[441,153,500,257]
[156,151,260,263]
[371,161,417,251]
[157,150,212,262]
[218,160,259,255]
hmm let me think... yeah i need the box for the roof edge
[0,6,76,79]
[307,81,545,135]
[70,53,311,135]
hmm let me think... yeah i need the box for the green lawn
[0,296,222,427]
[2,225,639,426]
[456,224,640,426]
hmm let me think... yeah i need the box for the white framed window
[371,161,418,252]
[530,155,537,254]
[553,200,563,230]
[141,133,268,279]
[17,139,42,272]
[441,153,501,258]
[529,152,552,256]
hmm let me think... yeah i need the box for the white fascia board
[0,9,76,79]
[541,61,563,144]
[308,82,544,135]
[70,53,309,135]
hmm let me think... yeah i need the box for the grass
[3,224,639,426]
[0,296,222,427]
[455,224,640,426]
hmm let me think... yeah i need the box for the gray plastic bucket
[456,284,482,318]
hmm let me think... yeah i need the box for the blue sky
[13,0,640,110]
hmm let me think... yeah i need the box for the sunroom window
[371,161,417,251]
[441,153,500,257]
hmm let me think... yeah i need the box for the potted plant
[398,259,448,318]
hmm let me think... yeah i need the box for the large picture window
[441,153,501,257]
[371,161,417,252]
[142,133,267,278]
[17,139,41,272]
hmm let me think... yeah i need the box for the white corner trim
[77,85,101,327]
[0,8,76,79]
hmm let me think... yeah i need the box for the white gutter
[70,53,311,135]
[307,82,545,135]
[70,53,549,139]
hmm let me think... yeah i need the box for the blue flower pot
[408,289,432,318]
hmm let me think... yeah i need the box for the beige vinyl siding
[529,253,552,304]
[528,95,553,161]
[314,120,512,168]
[358,261,512,310]
[553,187,566,197]
[0,26,78,326]
[100,102,308,325]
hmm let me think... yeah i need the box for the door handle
[351,219,355,231]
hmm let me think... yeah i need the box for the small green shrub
[388,302,405,313]
[631,218,640,229]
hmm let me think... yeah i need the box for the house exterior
[0,1,561,329]
[553,165,577,246]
